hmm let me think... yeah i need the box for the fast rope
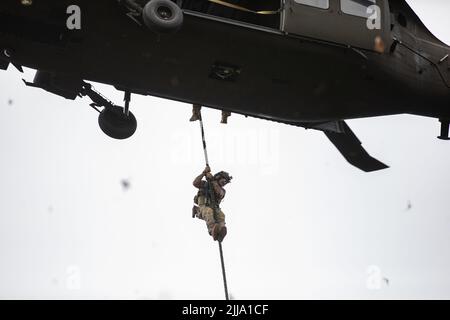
[198,111,230,301]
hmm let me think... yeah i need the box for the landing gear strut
[438,119,450,140]
[80,83,137,139]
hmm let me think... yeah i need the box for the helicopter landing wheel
[142,0,183,34]
[98,105,137,140]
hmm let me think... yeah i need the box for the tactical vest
[195,181,222,207]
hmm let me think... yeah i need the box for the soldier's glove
[205,172,214,180]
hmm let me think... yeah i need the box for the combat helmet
[214,171,233,183]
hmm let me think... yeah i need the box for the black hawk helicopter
[0,0,449,172]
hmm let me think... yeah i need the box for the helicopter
[0,0,448,172]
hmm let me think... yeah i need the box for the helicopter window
[341,0,376,18]
[181,1,281,29]
[294,0,329,9]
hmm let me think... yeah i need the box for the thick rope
[218,241,229,300]
[199,116,210,167]
[198,112,230,301]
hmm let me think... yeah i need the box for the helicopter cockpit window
[293,0,329,9]
[341,0,376,18]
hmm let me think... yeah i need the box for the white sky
[0,1,449,299]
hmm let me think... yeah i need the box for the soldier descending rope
[192,166,232,242]
[191,106,231,300]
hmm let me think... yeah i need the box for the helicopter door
[282,0,391,51]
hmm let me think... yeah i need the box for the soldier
[190,104,232,124]
[192,165,232,242]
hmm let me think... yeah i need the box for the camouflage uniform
[196,192,226,236]
[193,169,232,241]
[190,104,231,124]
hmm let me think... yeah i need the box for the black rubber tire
[98,105,137,140]
[142,0,183,34]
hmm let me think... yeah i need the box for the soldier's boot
[192,205,199,218]
[221,111,231,124]
[190,104,202,122]
[212,223,227,242]
[217,223,227,242]
[211,224,219,241]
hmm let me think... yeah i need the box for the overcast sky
[0,1,449,299]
